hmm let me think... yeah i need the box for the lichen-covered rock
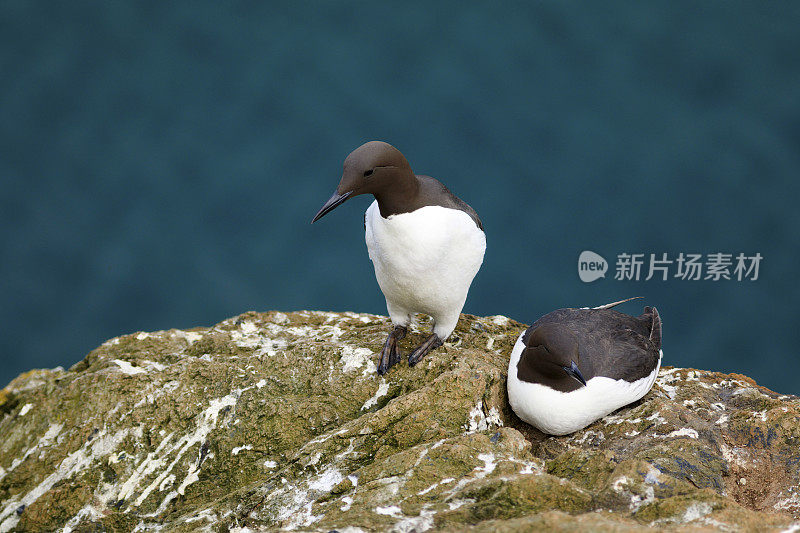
[0,311,798,532]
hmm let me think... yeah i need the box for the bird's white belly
[364,201,485,335]
[507,333,662,435]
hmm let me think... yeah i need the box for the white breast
[506,333,662,435]
[364,200,486,339]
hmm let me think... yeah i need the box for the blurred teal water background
[2,2,799,393]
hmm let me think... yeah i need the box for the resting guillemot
[312,141,486,374]
[507,300,662,435]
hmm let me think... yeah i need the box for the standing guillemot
[507,301,662,435]
[312,141,486,374]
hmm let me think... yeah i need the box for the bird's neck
[373,169,420,218]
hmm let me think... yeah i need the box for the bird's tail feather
[592,296,643,310]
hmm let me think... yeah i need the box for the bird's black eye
[363,169,374,177]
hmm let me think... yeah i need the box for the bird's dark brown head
[518,323,587,391]
[311,141,416,223]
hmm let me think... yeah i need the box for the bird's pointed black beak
[563,361,587,387]
[311,190,353,223]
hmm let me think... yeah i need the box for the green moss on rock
[0,311,798,532]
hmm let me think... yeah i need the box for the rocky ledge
[1,311,799,532]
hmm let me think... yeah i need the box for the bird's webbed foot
[407,333,444,367]
[377,325,407,375]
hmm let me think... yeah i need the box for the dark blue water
[2,2,799,393]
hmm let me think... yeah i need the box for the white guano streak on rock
[464,400,503,433]
[448,499,474,510]
[375,505,402,517]
[113,359,168,376]
[113,359,147,375]
[129,393,238,508]
[604,411,666,427]
[0,428,129,533]
[340,496,354,512]
[116,431,176,504]
[391,508,436,533]
[229,321,288,358]
[183,508,218,525]
[0,423,63,482]
[361,380,389,410]
[489,315,510,326]
[418,477,455,496]
[61,502,106,533]
[680,502,713,523]
[307,467,344,492]
[305,427,348,448]
[611,475,655,512]
[340,346,375,375]
[658,383,678,400]
[174,330,203,344]
[662,428,699,439]
[774,491,800,513]
[718,442,750,468]
[142,360,165,371]
[272,312,289,324]
[273,467,345,530]
[476,453,497,477]
[445,453,499,498]
[232,445,253,455]
[113,381,261,515]
[158,474,176,492]
[177,463,200,494]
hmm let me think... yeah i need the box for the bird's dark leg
[407,334,443,367]
[377,325,407,375]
